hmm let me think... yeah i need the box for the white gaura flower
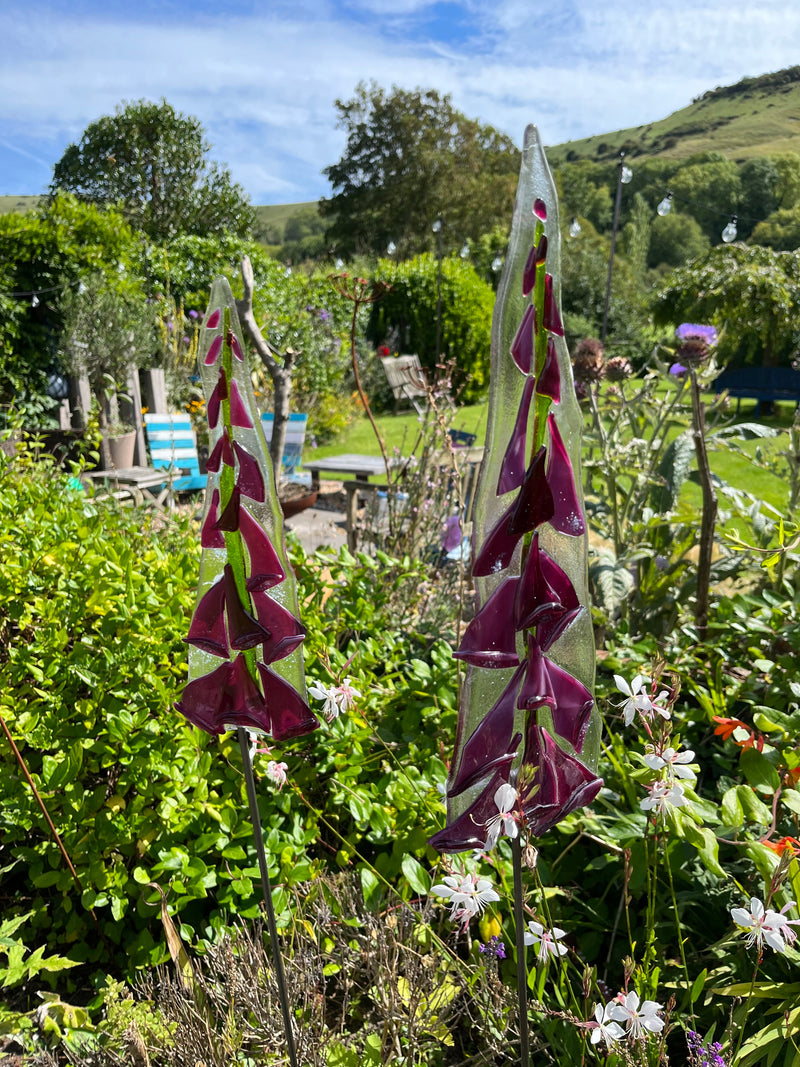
[308,681,341,721]
[614,675,670,726]
[429,872,500,925]
[335,678,361,712]
[640,779,689,815]
[484,783,520,850]
[523,920,568,962]
[589,1002,625,1046]
[308,678,362,721]
[265,760,288,791]
[732,897,800,953]
[610,991,664,1039]
[643,746,697,780]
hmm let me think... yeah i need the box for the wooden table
[304,449,483,551]
[302,453,395,492]
[82,466,171,509]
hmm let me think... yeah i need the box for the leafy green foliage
[0,446,457,981]
[50,99,254,241]
[654,243,800,367]
[0,194,140,419]
[369,253,494,400]
[322,82,520,259]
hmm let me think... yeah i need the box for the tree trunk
[235,256,296,478]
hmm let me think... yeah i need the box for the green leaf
[690,968,707,1004]
[682,822,725,878]
[359,867,381,909]
[400,854,430,896]
[740,748,782,795]
[720,786,744,828]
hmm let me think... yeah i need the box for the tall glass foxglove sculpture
[176,277,316,1067]
[431,127,601,857]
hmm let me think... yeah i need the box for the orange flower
[762,836,800,856]
[712,716,764,751]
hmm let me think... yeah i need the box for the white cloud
[2,1,799,201]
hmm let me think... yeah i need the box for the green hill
[547,66,800,165]
[0,195,42,214]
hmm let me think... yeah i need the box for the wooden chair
[261,413,309,478]
[380,354,429,415]
[143,414,207,502]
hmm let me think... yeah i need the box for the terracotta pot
[279,488,318,518]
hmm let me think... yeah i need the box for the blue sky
[2,0,800,205]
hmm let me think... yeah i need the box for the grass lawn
[307,400,489,473]
[305,391,796,518]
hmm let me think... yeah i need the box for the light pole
[601,152,633,345]
[432,217,443,359]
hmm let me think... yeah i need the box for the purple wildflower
[479,935,506,960]
[669,363,688,377]
[686,1030,727,1067]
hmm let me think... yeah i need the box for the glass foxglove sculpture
[176,278,318,743]
[431,127,601,854]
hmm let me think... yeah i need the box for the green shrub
[0,445,457,984]
[369,254,494,402]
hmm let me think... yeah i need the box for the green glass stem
[237,728,298,1067]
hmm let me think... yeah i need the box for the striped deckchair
[260,413,309,476]
[143,413,207,494]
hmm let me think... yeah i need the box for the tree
[653,244,800,367]
[738,157,781,239]
[50,99,254,242]
[647,212,709,269]
[750,205,800,250]
[59,273,154,468]
[321,83,520,259]
[555,160,614,233]
[669,159,742,243]
[0,194,140,419]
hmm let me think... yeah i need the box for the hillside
[0,196,42,214]
[547,66,800,165]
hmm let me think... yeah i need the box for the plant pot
[279,483,318,518]
[108,431,136,470]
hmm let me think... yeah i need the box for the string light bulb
[491,255,503,273]
[620,164,633,185]
[386,241,396,256]
[432,218,442,234]
[460,242,470,259]
[31,294,40,308]
[569,217,581,238]
[657,193,673,217]
[721,216,738,243]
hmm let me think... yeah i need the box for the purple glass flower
[669,363,688,377]
[518,726,602,835]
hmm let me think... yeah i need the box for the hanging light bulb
[657,193,673,217]
[569,217,581,238]
[335,257,344,269]
[721,216,738,243]
[31,294,40,308]
[459,242,470,259]
[620,164,633,185]
[432,218,442,234]
[386,241,397,256]
[491,255,503,273]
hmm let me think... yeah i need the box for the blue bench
[713,367,800,413]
